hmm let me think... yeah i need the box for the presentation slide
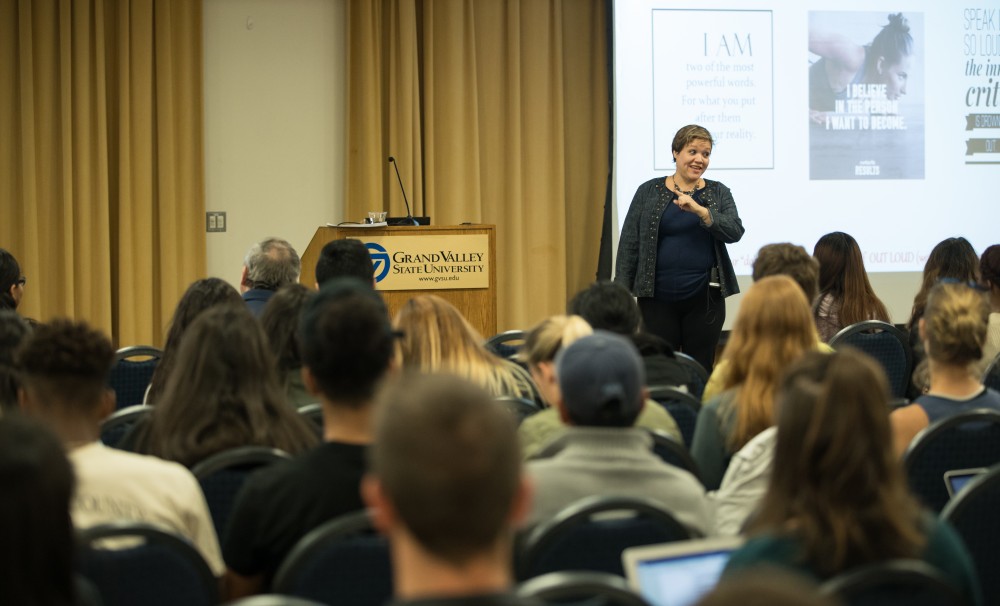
[613,0,999,277]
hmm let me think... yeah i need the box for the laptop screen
[945,468,987,498]
[624,538,743,606]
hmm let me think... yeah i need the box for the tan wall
[203,0,346,285]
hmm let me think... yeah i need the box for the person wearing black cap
[525,331,710,533]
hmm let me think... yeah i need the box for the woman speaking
[614,125,744,373]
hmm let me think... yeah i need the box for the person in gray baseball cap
[525,331,711,533]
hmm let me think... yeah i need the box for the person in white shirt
[17,319,224,576]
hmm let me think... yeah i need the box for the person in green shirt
[724,349,981,605]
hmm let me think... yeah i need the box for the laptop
[623,537,744,606]
[944,468,988,498]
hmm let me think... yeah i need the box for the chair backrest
[673,352,708,399]
[99,404,152,449]
[984,355,1000,392]
[108,345,162,409]
[77,521,218,606]
[819,559,966,606]
[517,571,652,606]
[903,409,1000,512]
[485,330,526,359]
[272,510,392,606]
[517,495,696,580]
[190,446,293,537]
[496,395,542,424]
[828,321,912,398]
[647,429,701,482]
[647,385,701,448]
[941,464,1000,606]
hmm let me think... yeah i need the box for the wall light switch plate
[206,211,227,233]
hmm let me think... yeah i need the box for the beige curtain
[0,0,205,347]
[347,0,609,332]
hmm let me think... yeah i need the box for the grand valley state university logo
[366,242,391,283]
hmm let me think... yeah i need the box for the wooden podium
[301,225,497,337]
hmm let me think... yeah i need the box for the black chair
[903,409,1000,513]
[819,559,966,606]
[647,385,701,447]
[222,595,328,606]
[517,495,697,580]
[674,352,708,399]
[272,510,392,606]
[984,354,1000,392]
[648,429,701,482]
[298,403,324,438]
[517,571,652,606]
[941,464,1000,606]
[99,404,151,449]
[829,321,912,398]
[77,521,218,606]
[496,395,542,424]
[108,345,162,409]
[190,446,293,537]
[485,330,526,360]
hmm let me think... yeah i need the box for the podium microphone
[388,156,419,226]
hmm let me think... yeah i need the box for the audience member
[711,243,851,534]
[812,232,890,342]
[907,237,980,394]
[128,305,317,466]
[710,424,776,537]
[517,315,682,458]
[17,319,224,575]
[568,281,695,390]
[0,310,30,413]
[526,332,710,533]
[703,245,829,403]
[223,278,396,598]
[315,238,375,287]
[908,237,981,332]
[0,248,25,312]
[691,276,817,489]
[241,237,301,316]
[976,244,1000,376]
[260,284,316,409]
[725,350,982,605]
[0,414,87,606]
[394,295,539,402]
[751,242,820,303]
[891,282,1000,456]
[145,277,244,404]
[364,373,537,604]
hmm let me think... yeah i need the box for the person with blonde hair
[702,243,831,404]
[394,295,539,402]
[691,275,818,489]
[724,350,981,605]
[891,282,1000,456]
[516,315,683,458]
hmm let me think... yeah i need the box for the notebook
[622,537,744,606]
